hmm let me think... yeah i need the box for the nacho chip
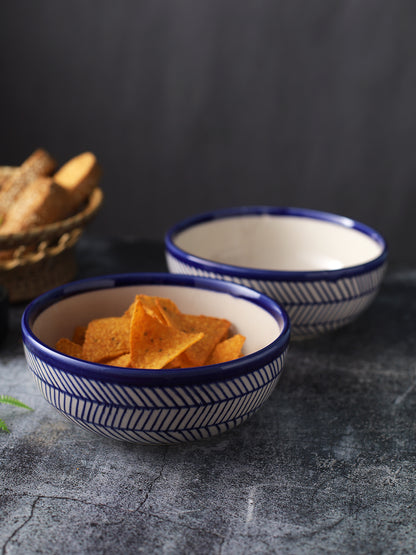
[183,315,231,365]
[103,353,131,367]
[124,294,166,324]
[72,325,87,345]
[157,299,231,365]
[163,352,195,369]
[155,297,181,325]
[55,294,243,369]
[82,317,130,362]
[207,334,246,365]
[130,298,203,369]
[55,337,83,358]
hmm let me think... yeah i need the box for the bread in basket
[0,150,103,302]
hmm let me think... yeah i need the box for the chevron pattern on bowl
[166,253,387,339]
[24,345,286,444]
[165,206,388,339]
[22,273,290,444]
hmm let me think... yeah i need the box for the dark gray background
[1,1,415,264]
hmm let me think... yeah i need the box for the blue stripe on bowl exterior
[165,207,388,339]
[24,345,286,444]
[22,273,290,444]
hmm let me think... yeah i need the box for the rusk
[53,152,101,211]
[0,177,71,234]
[0,167,16,189]
[0,149,57,217]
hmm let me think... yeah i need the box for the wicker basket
[0,187,103,303]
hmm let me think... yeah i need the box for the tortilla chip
[184,315,231,365]
[157,299,231,364]
[163,352,195,369]
[124,294,166,324]
[207,334,246,365]
[155,297,181,325]
[103,353,131,367]
[56,294,243,369]
[55,337,83,358]
[129,298,203,369]
[82,317,130,362]
[72,325,87,345]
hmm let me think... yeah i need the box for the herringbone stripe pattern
[166,253,387,338]
[25,346,287,444]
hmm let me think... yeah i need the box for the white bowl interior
[174,215,384,271]
[32,284,282,358]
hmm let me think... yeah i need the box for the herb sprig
[0,395,33,432]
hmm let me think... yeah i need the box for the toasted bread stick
[0,177,71,234]
[53,152,101,211]
[0,167,16,190]
[0,149,57,218]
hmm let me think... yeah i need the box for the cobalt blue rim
[165,206,388,281]
[21,273,290,387]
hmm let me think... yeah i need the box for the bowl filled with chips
[165,206,388,339]
[22,273,290,444]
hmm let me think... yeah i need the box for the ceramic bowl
[165,206,388,339]
[21,273,290,444]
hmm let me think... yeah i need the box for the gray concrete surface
[0,237,415,554]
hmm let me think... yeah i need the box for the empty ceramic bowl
[165,206,388,338]
[21,273,290,444]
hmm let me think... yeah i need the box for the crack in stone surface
[135,445,169,511]
[301,515,347,539]
[1,494,127,554]
[3,487,230,554]
[2,495,40,555]
[1,446,171,552]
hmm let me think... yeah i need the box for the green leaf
[0,395,33,411]
[0,395,33,433]
[0,418,10,433]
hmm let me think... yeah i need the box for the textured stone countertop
[1,236,415,554]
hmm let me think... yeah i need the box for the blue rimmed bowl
[165,207,388,339]
[21,273,290,444]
